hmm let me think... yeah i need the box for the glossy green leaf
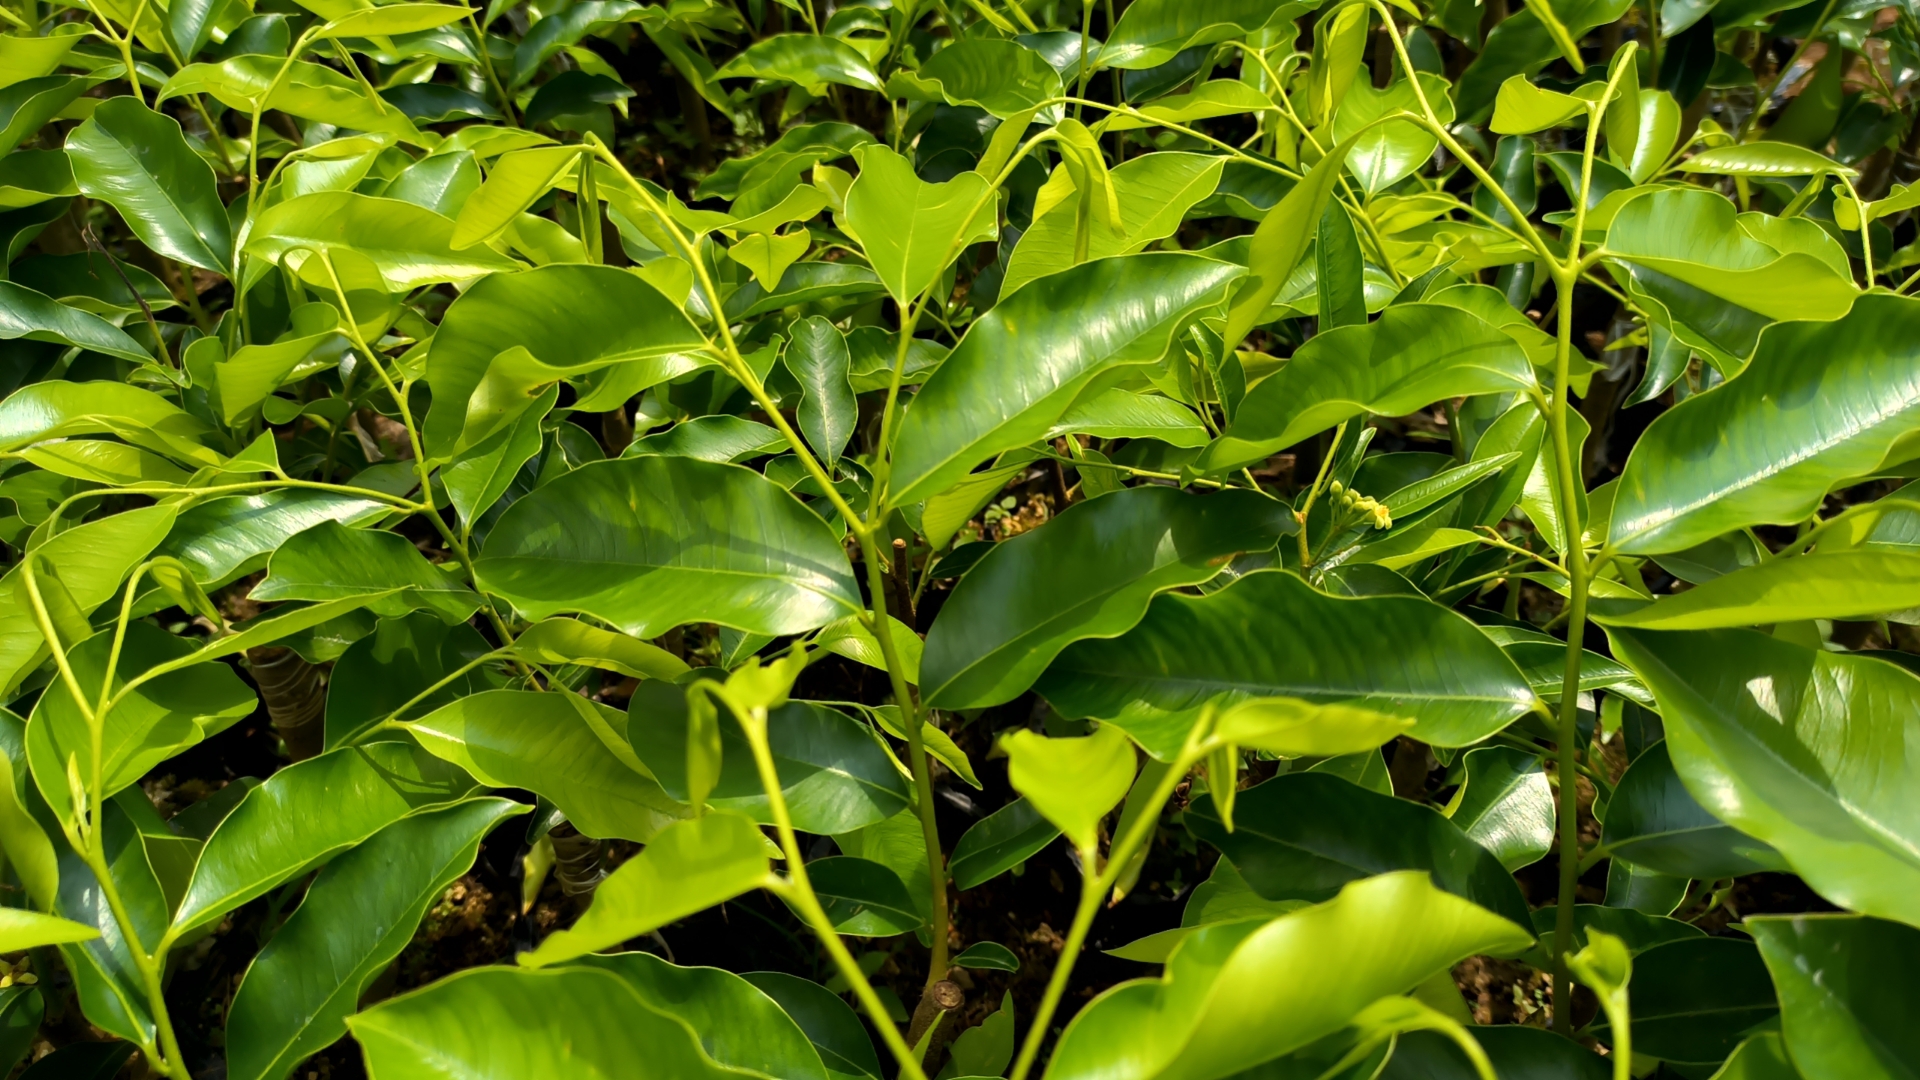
[1039,571,1537,759]
[577,952,832,1080]
[1001,723,1135,853]
[324,612,500,749]
[812,614,923,685]
[0,711,56,909]
[743,970,882,1080]
[1588,937,1778,1065]
[626,416,787,463]
[1201,304,1535,474]
[923,486,1289,709]
[1380,1027,1608,1080]
[1677,143,1853,179]
[1598,550,1920,629]
[449,144,583,249]
[0,907,98,951]
[0,281,151,365]
[252,520,479,622]
[0,505,176,696]
[405,689,680,842]
[1097,0,1311,70]
[1044,871,1532,1080]
[1447,745,1555,872]
[842,144,993,304]
[0,25,86,91]
[348,965,778,1078]
[1749,914,1920,1080]
[1048,388,1210,447]
[1601,740,1785,878]
[1612,626,1920,929]
[889,252,1243,506]
[1001,152,1224,298]
[949,796,1061,890]
[157,487,395,586]
[171,742,476,936]
[510,617,689,682]
[518,811,770,967]
[244,191,515,293]
[715,33,884,95]
[954,941,1022,972]
[314,2,474,39]
[1333,74,1456,195]
[65,98,231,275]
[0,149,76,210]
[786,316,856,470]
[0,76,100,157]
[1188,772,1533,928]
[890,38,1062,118]
[225,798,526,1080]
[475,456,859,638]
[17,1040,135,1080]
[52,803,172,1043]
[628,684,911,834]
[802,856,922,936]
[160,56,421,141]
[1708,1034,1805,1080]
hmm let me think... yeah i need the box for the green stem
[1295,421,1348,570]
[1073,0,1094,119]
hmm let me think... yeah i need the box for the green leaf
[948,991,1017,1079]
[1447,745,1555,872]
[517,811,770,967]
[726,261,889,319]
[348,965,780,1078]
[475,456,860,638]
[889,38,1062,118]
[889,252,1243,507]
[1587,937,1778,1066]
[742,970,882,1080]
[28,622,255,828]
[1610,295,1920,555]
[1001,152,1225,298]
[950,796,1061,890]
[841,145,994,305]
[1602,187,1856,364]
[786,318,856,471]
[575,952,833,1080]
[1333,74,1457,195]
[0,907,98,951]
[405,689,681,842]
[1049,388,1210,447]
[53,803,174,1043]
[0,25,87,91]
[1188,772,1533,928]
[18,1042,136,1080]
[1038,571,1538,760]
[801,856,922,937]
[812,614,923,685]
[1611,626,1920,929]
[0,281,151,365]
[0,711,56,910]
[629,684,910,834]
[0,505,176,696]
[0,76,100,157]
[1600,740,1785,879]
[314,2,474,38]
[157,487,395,587]
[65,97,231,275]
[443,383,553,527]
[1677,144,1854,180]
[510,617,689,682]
[171,742,475,937]
[1749,914,1920,1080]
[0,149,76,210]
[1045,871,1532,1080]
[1005,724,1139,854]
[923,486,1289,709]
[0,381,219,465]
[715,33,885,96]
[1455,0,1634,121]
[0,984,44,1077]
[252,520,480,622]
[1223,139,1352,350]
[626,416,787,463]
[954,942,1021,973]
[1597,550,1920,629]
[324,612,500,749]
[1380,1027,1609,1080]
[421,263,706,455]
[224,798,526,1080]
[244,191,516,294]
[160,56,421,141]
[1097,0,1313,70]
[1490,74,1597,133]
[449,144,583,249]
[1706,1034,1804,1080]
[1200,304,1536,474]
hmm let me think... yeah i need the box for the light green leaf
[1749,914,1920,1080]
[1610,294,1920,555]
[1001,152,1224,297]
[1598,550,1920,629]
[160,56,421,142]
[1612,626,1920,929]
[0,505,176,696]
[1097,0,1312,70]
[65,97,231,275]
[315,2,474,38]
[1333,74,1456,194]
[715,33,885,95]
[517,812,770,967]
[889,252,1243,507]
[0,907,98,951]
[405,689,681,842]
[1000,723,1135,852]
[1044,871,1532,1080]
[842,144,994,304]
[0,281,151,365]
[474,456,860,638]
[889,38,1062,118]
[245,192,517,293]
[510,617,689,682]
[786,315,857,470]
[577,952,833,1080]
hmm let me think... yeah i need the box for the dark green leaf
[1600,740,1785,878]
[949,797,1060,890]
[1587,937,1777,1065]
[1750,914,1920,1080]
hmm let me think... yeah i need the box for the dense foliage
[0,0,1918,1075]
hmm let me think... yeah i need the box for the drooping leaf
[1612,626,1920,929]
[243,191,517,293]
[224,798,527,1080]
[1187,772,1533,929]
[160,56,421,141]
[1038,571,1538,760]
[517,812,770,967]
[474,456,861,638]
[1749,914,1920,1080]
[171,742,476,937]
[922,486,1291,709]
[404,689,681,842]
[1044,871,1532,1080]
[889,252,1243,506]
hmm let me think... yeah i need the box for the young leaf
[841,144,994,305]
[517,812,771,967]
[999,723,1136,853]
